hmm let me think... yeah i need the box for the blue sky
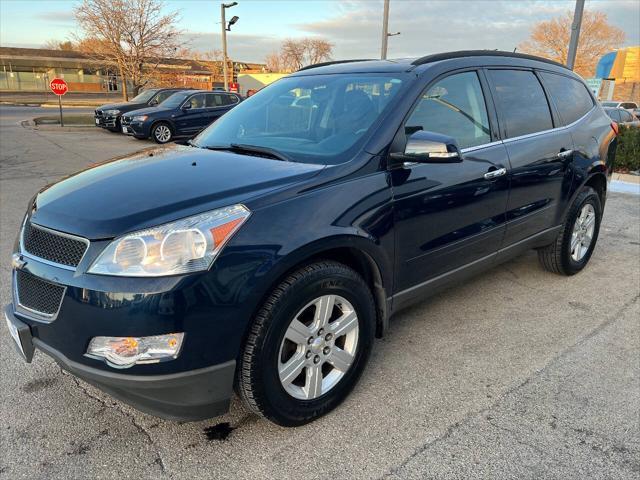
[1,0,638,63]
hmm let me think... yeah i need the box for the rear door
[391,70,510,298]
[486,69,574,246]
[204,93,236,127]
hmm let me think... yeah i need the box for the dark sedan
[94,88,189,132]
[121,90,241,143]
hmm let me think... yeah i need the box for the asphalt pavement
[0,105,638,479]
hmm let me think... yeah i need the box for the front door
[391,70,510,300]
[176,93,209,134]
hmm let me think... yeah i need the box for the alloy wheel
[570,203,596,262]
[154,124,171,143]
[278,295,359,400]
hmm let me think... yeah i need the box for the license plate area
[4,307,35,362]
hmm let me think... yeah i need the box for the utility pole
[380,0,390,60]
[566,0,585,70]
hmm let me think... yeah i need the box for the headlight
[132,115,148,122]
[86,333,184,368]
[104,109,120,115]
[88,204,250,277]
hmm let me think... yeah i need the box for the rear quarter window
[539,72,594,125]
[487,69,553,139]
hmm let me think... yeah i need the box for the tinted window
[622,102,638,109]
[205,94,223,107]
[130,89,158,103]
[540,72,594,125]
[406,71,491,149]
[606,109,621,122]
[488,70,553,138]
[187,94,206,109]
[227,94,239,105]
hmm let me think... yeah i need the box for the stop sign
[49,78,68,96]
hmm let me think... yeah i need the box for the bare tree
[75,0,185,100]
[303,38,333,65]
[43,39,77,51]
[271,37,333,72]
[518,10,624,77]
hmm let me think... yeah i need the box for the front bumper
[5,305,235,421]
[94,114,119,129]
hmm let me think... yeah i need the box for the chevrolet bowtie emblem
[11,253,26,270]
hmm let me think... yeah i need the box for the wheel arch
[246,236,392,342]
[150,118,175,137]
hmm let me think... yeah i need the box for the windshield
[160,91,192,108]
[193,74,407,164]
[130,89,159,103]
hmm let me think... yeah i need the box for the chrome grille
[15,270,65,318]
[22,221,88,268]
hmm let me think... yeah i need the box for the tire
[151,122,173,144]
[238,261,376,426]
[538,186,602,275]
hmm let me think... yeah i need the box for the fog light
[86,333,184,369]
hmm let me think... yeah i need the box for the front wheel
[151,122,173,144]
[538,186,602,275]
[237,261,376,426]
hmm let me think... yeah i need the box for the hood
[97,102,146,113]
[31,145,325,239]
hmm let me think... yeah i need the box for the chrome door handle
[484,167,507,180]
[557,149,573,159]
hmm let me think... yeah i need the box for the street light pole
[380,0,390,60]
[221,3,228,91]
[220,2,238,91]
[566,0,585,71]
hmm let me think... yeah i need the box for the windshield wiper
[203,143,291,162]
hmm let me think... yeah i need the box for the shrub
[615,126,640,172]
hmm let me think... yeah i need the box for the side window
[205,94,224,108]
[225,94,239,105]
[608,110,622,122]
[620,110,633,122]
[187,94,206,109]
[154,91,174,104]
[488,70,553,138]
[539,72,594,125]
[405,71,491,149]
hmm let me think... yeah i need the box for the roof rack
[411,50,567,69]
[298,59,375,71]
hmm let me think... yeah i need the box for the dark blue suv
[121,90,241,143]
[5,51,617,426]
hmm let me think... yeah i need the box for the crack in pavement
[379,293,640,479]
[58,367,168,476]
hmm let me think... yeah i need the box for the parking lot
[0,104,638,479]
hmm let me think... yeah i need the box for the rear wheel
[237,261,375,426]
[151,122,173,144]
[538,186,602,275]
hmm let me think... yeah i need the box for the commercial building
[0,47,264,94]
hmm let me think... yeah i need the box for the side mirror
[391,130,462,164]
[149,99,158,106]
[181,103,192,111]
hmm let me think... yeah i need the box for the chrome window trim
[12,270,66,323]
[460,140,503,153]
[19,217,90,271]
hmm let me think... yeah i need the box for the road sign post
[49,78,68,127]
